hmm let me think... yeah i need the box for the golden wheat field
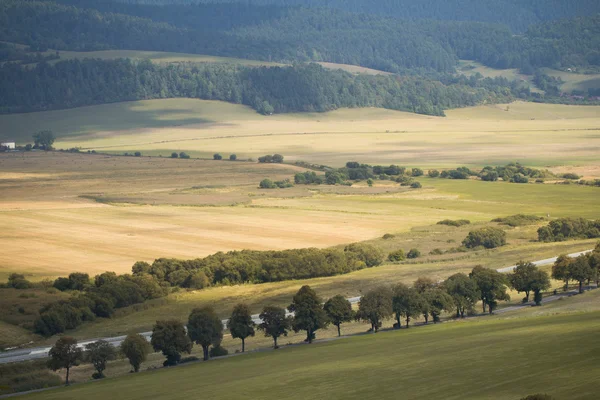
[0,147,598,281]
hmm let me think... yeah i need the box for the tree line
[0,59,530,116]
[31,243,383,336]
[1,0,599,75]
[151,0,599,33]
[551,246,600,293]
[289,161,557,188]
[45,257,572,385]
[538,218,600,242]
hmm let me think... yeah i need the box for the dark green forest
[1,0,599,116]
[114,0,600,33]
[0,59,532,115]
[2,1,599,74]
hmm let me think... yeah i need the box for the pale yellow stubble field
[2,100,599,171]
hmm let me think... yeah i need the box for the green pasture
[24,310,600,400]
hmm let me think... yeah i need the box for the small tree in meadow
[85,340,117,379]
[120,333,151,373]
[47,337,83,385]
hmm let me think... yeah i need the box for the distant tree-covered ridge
[1,1,599,74]
[87,0,600,33]
[0,59,531,115]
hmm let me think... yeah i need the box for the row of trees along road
[44,255,577,384]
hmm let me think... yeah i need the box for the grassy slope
[458,60,600,94]
[541,68,600,93]
[25,306,600,400]
[1,99,599,169]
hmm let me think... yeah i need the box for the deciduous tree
[227,303,255,353]
[324,295,354,337]
[33,130,55,150]
[552,254,573,290]
[392,284,425,327]
[120,333,151,373]
[188,306,224,361]
[289,285,329,343]
[570,255,594,294]
[443,273,479,318]
[508,261,538,302]
[151,319,192,366]
[258,306,291,348]
[356,286,393,332]
[47,336,83,385]
[470,266,510,314]
[85,340,116,379]
[423,289,455,323]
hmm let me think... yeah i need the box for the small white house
[1,142,16,150]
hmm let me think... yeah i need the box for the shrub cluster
[258,154,284,163]
[462,227,507,249]
[437,219,471,227]
[538,218,600,242]
[34,273,167,337]
[492,214,544,227]
[259,179,293,189]
[135,243,385,289]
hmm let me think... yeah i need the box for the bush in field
[407,248,421,259]
[229,154,237,161]
[561,173,580,180]
[213,153,222,160]
[7,273,32,289]
[382,233,395,240]
[259,179,276,189]
[437,219,470,227]
[134,152,141,157]
[295,171,323,184]
[492,214,543,227]
[179,152,190,159]
[209,346,228,357]
[171,152,178,158]
[480,170,499,181]
[510,173,529,183]
[410,181,422,188]
[344,243,384,267]
[388,249,405,261]
[411,168,424,177]
[258,154,284,163]
[428,169,440,178]
[462,227,506,249]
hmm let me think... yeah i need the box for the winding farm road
[0,249,592,365]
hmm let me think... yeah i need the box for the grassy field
[1,152,598,281]
[50,49,283,67]
[1,99,599,170]
[541,68,600,93]
[458,60,600,94]
[23,302,600,400]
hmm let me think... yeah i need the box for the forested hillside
[2,1,599,74]
[115,0,600,33]
[0,60,530,115]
